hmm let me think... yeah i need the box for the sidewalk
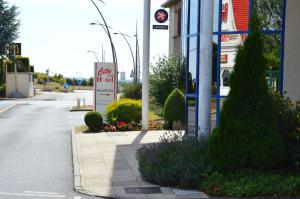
[72,130,209,199]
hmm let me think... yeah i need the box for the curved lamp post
[87,50,100,62]
[90,0,117,64]
[113,32,136,83]
[90,22,118,64]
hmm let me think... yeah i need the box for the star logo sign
[157,12,166,21]
[155,9,168,23]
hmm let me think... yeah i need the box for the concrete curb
[71,128,118,199]
[0,104,16,115]
[71,128,82,192]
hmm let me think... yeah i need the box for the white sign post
[94,62,117,118]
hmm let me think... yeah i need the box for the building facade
[219,0,249,95]
[161,0,183,57]
[182,0,295,135]
[284,0,300,102]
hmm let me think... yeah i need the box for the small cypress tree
[164,88,185,123]
[208,14,284,172]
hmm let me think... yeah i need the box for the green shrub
[0,84,5,97]
[136,132,209,188]
[149,56,186,106]
[208,14,284,172]
[201,171,300,197]
[272,92,300,171]
[7,57,30,72]
[84,111,103,131]
[164,88,185,123]
[122,83,142,100]
[106,99,142,124]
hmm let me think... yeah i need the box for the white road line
[73,196,81,199]
[23,191,60,195]
[0,104,16,114]
[0,191,66,198]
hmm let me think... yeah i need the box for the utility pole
[198,0,214,137]
[142,0,150,130]
[135,20,140,83]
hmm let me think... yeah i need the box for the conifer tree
[208,14,284,172]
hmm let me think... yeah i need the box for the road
[0,90,98,199]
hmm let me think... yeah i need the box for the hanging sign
[154,9,168,23]
[94,62,117,118]
[153,25,169,30]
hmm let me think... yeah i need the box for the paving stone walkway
[72,130,209,199]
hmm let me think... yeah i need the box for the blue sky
[8,0,169,79]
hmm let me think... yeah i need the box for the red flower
[117,121,126,126]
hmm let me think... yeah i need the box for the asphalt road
[0,91,98,199]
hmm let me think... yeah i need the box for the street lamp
[90,21,118,64]
[113,32,136,83]
[90,0,116,64]
[87,50,100,62]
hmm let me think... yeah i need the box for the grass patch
[35,82,74,93]
[201,171,300,197]
[149,110,163,120]
[71,105,93,111]
[74,126,89,133]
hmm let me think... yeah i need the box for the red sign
[222,3,228,23]
[154,9,168,24]
[221,54,228,63]
[221,34,239,42]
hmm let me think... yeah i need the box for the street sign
[77,80,82,86]
[130,69,134,78]
[94,62,117,118]
[153,25,169,30]
[120,72,126,81]
[154,9,168,23]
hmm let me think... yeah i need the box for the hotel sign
[94,62,117,117]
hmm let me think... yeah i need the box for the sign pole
[142,0,150,130]
[198,0,214,137]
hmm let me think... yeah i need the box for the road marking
[23,191,61,195]
[73,196,81,199]
[0,191,66,198]
[0,104,16,115]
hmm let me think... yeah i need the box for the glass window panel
[221,0,249,32]
[189,0,199,34]
[187,97,197,137]
[253,0,283,30]
[262,34,281,91]
[213,0,220,32]
[219,33,247,96]
[188,36,198,94]
[211,98,217,129]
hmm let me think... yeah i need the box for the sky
[7,0,169,79]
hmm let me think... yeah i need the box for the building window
[177,8,182,37]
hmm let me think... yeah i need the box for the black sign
[7,43,21,55]
[153,25,169,30]
[154,9,168,23]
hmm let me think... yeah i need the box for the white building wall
[167,1,182,57]
[6,73,34,98]
[283,0,300,102]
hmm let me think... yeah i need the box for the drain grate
[124,187,162,194]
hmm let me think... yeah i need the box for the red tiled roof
[232,0,249,31]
